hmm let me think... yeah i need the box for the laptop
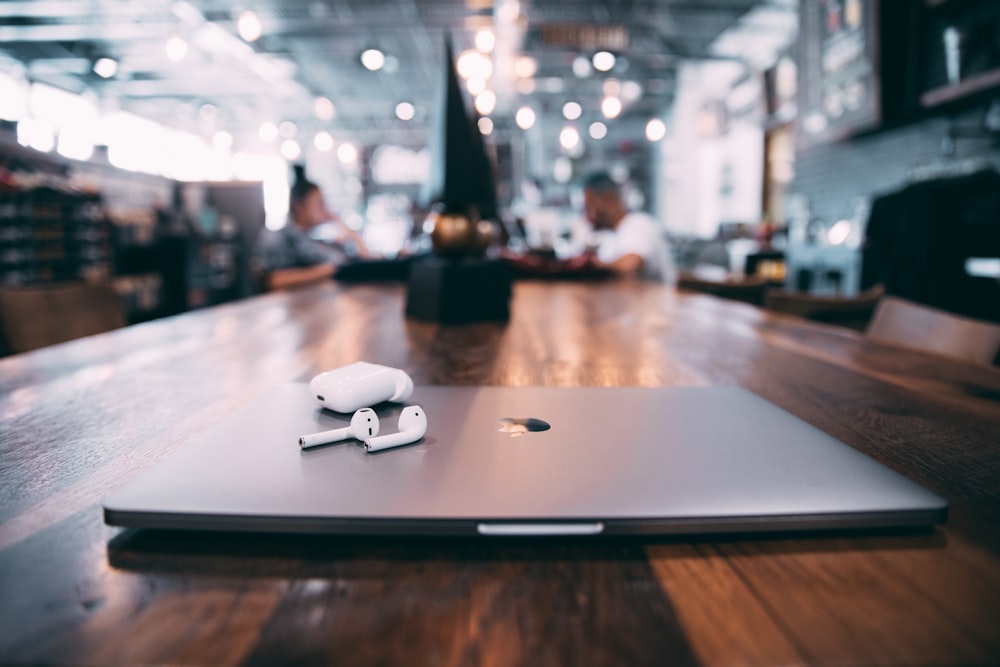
[103,384,947,537]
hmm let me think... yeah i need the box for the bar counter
[2,280,999,666]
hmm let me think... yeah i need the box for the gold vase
[430,209,487,258]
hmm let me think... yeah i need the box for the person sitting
[255,166,369,291]
[507,172,675,283]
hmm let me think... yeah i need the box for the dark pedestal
[405,257,511,323]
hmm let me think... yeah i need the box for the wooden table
[2,281,999,666]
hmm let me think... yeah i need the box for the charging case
[308,361,414,413]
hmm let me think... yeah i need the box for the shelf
[920,68,1000,107]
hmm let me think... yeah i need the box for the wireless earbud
[299,408,379,449]
[364,406,427,453]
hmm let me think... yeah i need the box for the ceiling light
[514,56,536,78]
[601,96,622,119]
[475,90,497,115]
[515,106,536,130]
[259,122,278,142]
[165,36,187,62]
[457,50,492,80]
[395,102,415,121]
[621,81,643,103]
[497,0,520,23]
[238,10,262,42]
[281,139,301,160]
[559,126,580,151]
[592,51,616,72]
[213,130,233,150]
[603,79,621,96]
[478,117,494,135]
[562,102,582,120]
[92,57,118,79]
[589,121,607,140]
[645,118,666,142]
[338,142,358,163]
[314,96,335,120]
[516,79,535,95]
[475,29,496,53]
[466,76,487,96]
[572,56,591,78]
[279,121,297,138]
[17,118,55,153]
[361,48,385,71]
[314,131,334,152]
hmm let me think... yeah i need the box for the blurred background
[0,0,998,344]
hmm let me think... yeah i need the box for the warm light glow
[457,50,492,80]
[280,139,301,160]
[516,78,535,95]
[559,126,580,151]
[603,79,621,96]
[466,76,487,95]
[475,29,496,53]
[361,48,386,71]
[258,121,278,142]
[165,36,187,62]
[313,131,334,152]
[497,0,520,22]
[515,106,536,129]
[213,130,233,150]
[338,142,358,163]
[475,90,497,115]
[514,55,537,78]
[572,56,591,78]
[314,96,335,120]
[92,57,118,78]
[601,96,622,118]
[562,101,582,120]
[645,118,666,141]
[199,103,217,121]
[589,121,607,139]
[621,80,643,103]
[395,102,415,121]
[238,10,262,42]
[592,51,616,72]
[478,117,494,135]
[279,120,297,138]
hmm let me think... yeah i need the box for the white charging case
[308,361,415,413]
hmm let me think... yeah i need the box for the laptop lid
[104,384,947,536]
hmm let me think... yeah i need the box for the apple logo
[497,417,551,438]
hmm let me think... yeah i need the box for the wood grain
[2,281,999,666]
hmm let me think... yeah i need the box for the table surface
[2,281,999,667]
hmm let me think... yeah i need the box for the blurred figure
[571,172,676,282]
[255,166,369,290]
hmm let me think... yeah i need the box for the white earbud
[299,408,380,449]
[364,406,427,452]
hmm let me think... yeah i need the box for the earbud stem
[298,426,349,449]
[364,431,423,452]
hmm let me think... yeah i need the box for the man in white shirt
[578,172,675,283]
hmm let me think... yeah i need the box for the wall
[788,101,1000,226]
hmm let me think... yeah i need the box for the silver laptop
[103,384,947,536]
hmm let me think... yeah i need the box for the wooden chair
[764,284,885,331]
[865,295,1000,365]
[0,283,127,355]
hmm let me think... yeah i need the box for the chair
[764,284,885,331]
[865,295,1000,365]
[0,282,127,355]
